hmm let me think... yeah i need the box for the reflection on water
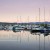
[0,31,50,50]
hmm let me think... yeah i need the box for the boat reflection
[31,30,50,37]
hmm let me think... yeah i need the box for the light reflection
[0,31,50,50]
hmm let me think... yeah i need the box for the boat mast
[39,8,40,23]
[20,16,21,23]
[44,8,45,25]
[17,16,18,26]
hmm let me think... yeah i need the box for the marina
[0,0,50,50]
[0,22,50,37]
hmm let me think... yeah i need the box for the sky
[0,0,50,22]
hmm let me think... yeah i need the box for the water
[0,31,50,50]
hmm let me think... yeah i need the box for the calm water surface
[0,31,50,50]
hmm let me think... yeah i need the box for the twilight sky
[0,0,50,22]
